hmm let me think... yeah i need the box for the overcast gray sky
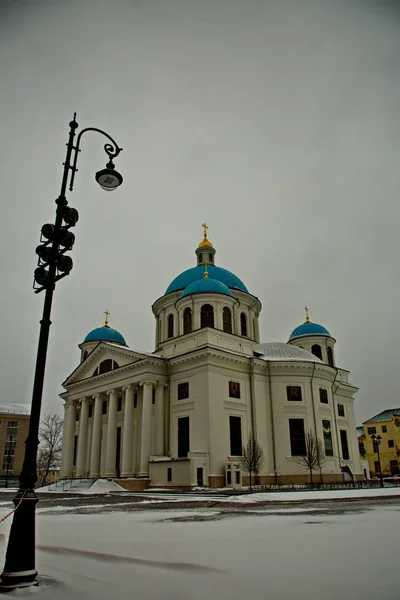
[0,0,399,424]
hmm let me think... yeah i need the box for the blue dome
[180,278,233,298]
[83,326,127,346]
[165,265,248,295]
[289,322,331,340]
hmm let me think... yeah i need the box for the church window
[229,416,242,456]
[159,318,163,343]
[223,307,232,333]
[322,420,333,456]
[178,382,189,400]
[311,344,323,360]
[93,367,99,376]
[201,304,214,328]
[327,347,334,367]
[340,430,349,460]
[113,360,119,369]
[289,419,306,456]
[118,397,122,412]
[178,416,190,457]
[167,314,174,338]
[167,467,172,482]
[253,318,256,339]
[240,312,247,336]
[208,253,213,263]
[99,359,113,374]
[198,253,203,263]
[183,308,192,335]
[338,404,345,417]
[382,425,387,433]
[83,351,88,361]
[319,389,328,404]
[388,439,394,448]
[287,386,302,401]
[152,388,156,405]
[229,381,241,399]
[134,393,138,408]
[88,403,93,418]
[102,400,107,415]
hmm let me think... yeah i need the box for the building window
[367,427,376,435]
[93,367,99,376]
[229,381,241,399]
[287,386,302,402]
[152,388,156,405]
[222,307,232,333]
[201,304,214,328]
[167,314,174,338]
[227,470,232,485]
[177,382,189,400]
[167,467,172,482]
[118,397,122,412]
[382,425,387,433]
[289,419,306,456]
[99,359,113,374]
[102,400,107,415]
[327,347,334,367]
[322,420,334,456]
[198,253,203,263]
[229,416,242,456]
[183,308,192,335]
[359,441,365,456]
[338,404,345,417]
[235,471,241,484]
[388,439,394,448]
[311,344,323,360]
[88,403,93,418]
[340,430,349,460]
[7,421,18,429]
[240,312,247,336]
[208,253,213,263]
[390,460,399,475]
[374,461,381,473]
[134,393,138,408]
[319,389,328,404]
[177,416,190,458]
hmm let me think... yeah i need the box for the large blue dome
[165,265,248,295]
[289,322,330,340]
[180,278,233,298]
[83,326,127,346]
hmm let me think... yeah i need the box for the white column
[193,303,201,330]
[76,397,90,477]
[61,399,76,478]
[105,389,118,477]
[89,394,102,478]
[139,381,155,476]
[121,385,135,476]
[154,384,165,455]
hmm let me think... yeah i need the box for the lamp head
[95,159,123,192]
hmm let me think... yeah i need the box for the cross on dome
[198,222,213,249]
[304,305,310,323]
[104,310,110,328]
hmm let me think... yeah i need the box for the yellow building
[0,404,30,486]
[362,409,400,478]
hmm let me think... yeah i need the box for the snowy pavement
[0,496,398,599]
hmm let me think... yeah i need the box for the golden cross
[202,222,208,238]
[104,310,110,327]
[304,305,310,323]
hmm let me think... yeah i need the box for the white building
[60,227,362,489]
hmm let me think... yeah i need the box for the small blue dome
[180,278,233,298]
[83,326,127,346]
[166,265,248,295]
[289,322,331,340]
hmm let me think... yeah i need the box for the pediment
[62,342,150,387]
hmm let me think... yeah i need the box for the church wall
[252,371,275,478]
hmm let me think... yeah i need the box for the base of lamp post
[0,490,38,593]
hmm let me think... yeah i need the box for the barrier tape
[0,493,26,524]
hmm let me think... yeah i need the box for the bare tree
[37,414,63,487]
[240,435,264,491]
[292,430,326,487]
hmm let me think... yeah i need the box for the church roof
[83,326,127,346]
[166,264,248,295]
[363,408,400,424]
[253,342,323,363]
[180,277,233,298]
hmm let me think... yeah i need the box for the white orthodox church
[60,226,362,489]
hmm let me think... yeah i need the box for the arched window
[99,359,113,374]
[240,312,247,336]
[327,346,334,367]
[201,304,214,328]
[183,307,192,335]
[159,318,163,343]
[167,314,174,338]
[223,307,232,333]
[311,344,323,360]
[198,253,203,263]
[253,318,256,339]
[208,253,213,264]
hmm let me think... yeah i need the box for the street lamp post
[371,434,384,488]
[0,114,123,592]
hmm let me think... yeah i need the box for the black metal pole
[377,444,384,488]
[0,117,78,591]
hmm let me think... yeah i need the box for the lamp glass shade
[95,168,123,191]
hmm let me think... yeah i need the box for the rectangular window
[167,467,172,482]
[287,386,302,402]
[177,416,190,458]
[227,470,232,485]
[102,400,107,415]
[134,393,138,408]
[117,397,122,412]
[88,403,93,418]
[388,439,394,448]
[338,404,345,417]
[229,382,241,399]
[340,430,349,460]
[382,425,387,433]
[7,421,18,429]
[374,461,381,473]
[2,463,13,472]
[235,471,241,484]
[390,460,399,476]
[6,435,16,443]
[152,388,156,404]
[229,416,243,456]
[319,389,328,404]
[322,420,334,456]
[367,427,376,435]
[177,382,189,400]
[289,419,306,456]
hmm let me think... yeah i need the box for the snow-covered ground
[0,499,398,599]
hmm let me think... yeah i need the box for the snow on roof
[0,403,30,415]
[253,342,323,363]
[363,408,400,424]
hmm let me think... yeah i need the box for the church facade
[60,227,363,489]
